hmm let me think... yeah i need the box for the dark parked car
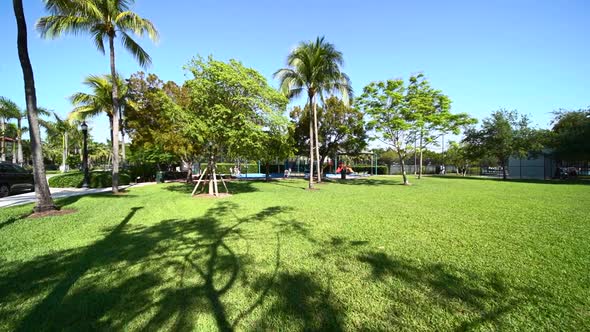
[0,162,34,197]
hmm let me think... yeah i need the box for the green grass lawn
[1,176,589,331]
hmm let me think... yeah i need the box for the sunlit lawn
[0,176,589,331]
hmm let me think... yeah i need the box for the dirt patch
[28,209,77,219]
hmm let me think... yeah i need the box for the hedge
[202,163,260,174]
[48,171,131,188]
[349,165,388,175]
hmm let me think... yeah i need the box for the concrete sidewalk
[0,182,156,209]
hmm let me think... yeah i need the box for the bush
[127,164,158,182]
[349,165,388,175]
[163,171,188,180]
[205,163,259,174]
[48,171,131,188]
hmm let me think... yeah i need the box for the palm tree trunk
[12,0,56,212]
[12,137,17,163]
[120,107,126,164]
[121,131,126,163]
[17,116,23,165]
[61,133,66,172]
[308,95,314,189]
[313,96,321,183]
[108,34,120,194]
[1,118,5,162]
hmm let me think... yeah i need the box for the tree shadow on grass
[357,251,550,330]
[53,192,137,209]
[162,181,259,195]
[326,177,400,186]
[430,175,590,186]
[0,201,335,331]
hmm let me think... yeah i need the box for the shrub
[48,171,131,188]
[349,165,388,175]
[205,163,259,174]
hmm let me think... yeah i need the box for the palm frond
[36,15,93,39]
[0,97,21,119]
[115,11,159,42]
[120,31,151,67]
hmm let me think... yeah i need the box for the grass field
[1,176,589,331]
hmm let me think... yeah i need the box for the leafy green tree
[11,0,56,211]
[275,36,352,188]
[178,56,288,194]
[291,96,367,173]
[444,141,473,176]
[550,108,590,161]
[38,0,159,193]
[357,79,416,185]
[258,118,296,182]
[463,109,543,180]
[126,72,201,181]
[406,74,475,179]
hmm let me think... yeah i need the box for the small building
[508,150,557,180]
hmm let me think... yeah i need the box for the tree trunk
[17,116,23,165]
[418,128,423,179]
[108,35,120,193]
[313,95,321,183]
[265,161,270,182]
[185,160,193,183]
[12,0,56,212]
[61,133,67,172]
[501,160,507,180]
[120,106,125,164]
[12,137,17,163]
[1,118,5,162]
[398,150,409,185]
[121,131,126,163]
[308,94,314,189]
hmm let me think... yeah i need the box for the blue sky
[1,0,589,145]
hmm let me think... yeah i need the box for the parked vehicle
[0,162,35,197]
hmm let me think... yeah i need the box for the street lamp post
[81,121,89,188]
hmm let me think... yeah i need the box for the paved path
[0,182,156,209]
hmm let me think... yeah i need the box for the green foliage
[348,165,388,174]
[274,36,352,102]
[1,177,589,330]
[356,79,414,183]
[37,0,159,68]
[550,108,590,161]
[126,72,200,165]
[180,55,289,161]
[69,74,128,123]
[291,96,367,167]
[48,171,130,188]
[206,163,260,174]
[463,109,544,179]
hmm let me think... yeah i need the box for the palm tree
[11,0,56,212]
[69,74,128,148]
[0,97,21,162]
[37,0,158,193]
[274,36,352,188]
[44,113,80,172]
